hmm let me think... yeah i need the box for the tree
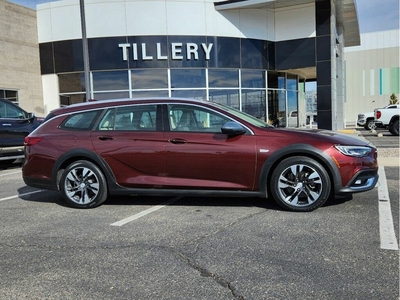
[389,93,398,104]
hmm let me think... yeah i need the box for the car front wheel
[364,119,376,130]
[60,160,108,208]
[270,156,331,212]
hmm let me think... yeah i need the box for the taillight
[24,136,43,146]
[376,111,381,119]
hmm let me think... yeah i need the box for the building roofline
[214,0,360,47]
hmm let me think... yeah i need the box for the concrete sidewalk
[377,148,400,167]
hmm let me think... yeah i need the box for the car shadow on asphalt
[17,187,354,211]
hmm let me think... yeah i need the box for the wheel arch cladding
[51,148,117,191]
[258,144,342,196]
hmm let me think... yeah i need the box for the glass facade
[42,36,314,127]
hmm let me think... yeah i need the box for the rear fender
[51,148,117,191]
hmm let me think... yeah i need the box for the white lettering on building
[118,42,213,61]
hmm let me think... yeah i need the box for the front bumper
[338,169,379,193]
[0,146,25,161]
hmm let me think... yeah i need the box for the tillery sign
[119,43,213,61]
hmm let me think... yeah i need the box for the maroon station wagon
[22,98,379,211]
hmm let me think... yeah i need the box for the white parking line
[0,190,43,202]
[378,166,399,250]
[110,196,182,227]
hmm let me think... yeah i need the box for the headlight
[334,145,372,157]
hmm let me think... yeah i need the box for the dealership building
[3,0,393,130]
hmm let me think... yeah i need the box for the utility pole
[80,0,90,101]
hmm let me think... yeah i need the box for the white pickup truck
[357,104,399,130]
[374,104,400,136]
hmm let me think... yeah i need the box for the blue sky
[7,0,400,33]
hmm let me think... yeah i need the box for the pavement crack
[172,249,245,300]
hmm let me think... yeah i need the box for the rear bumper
[23,176,56,191]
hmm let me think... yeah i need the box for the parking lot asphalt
[0,127,398,300]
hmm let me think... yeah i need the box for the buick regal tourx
[22,98,379,211]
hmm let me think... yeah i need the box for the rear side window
[60,110,101,130]
[98,105,158,131]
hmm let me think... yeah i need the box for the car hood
[268,128,376,148]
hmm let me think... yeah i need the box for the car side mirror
[27,112,35,119]
[221,121,247,136]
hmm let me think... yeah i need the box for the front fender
[258,144,342,197]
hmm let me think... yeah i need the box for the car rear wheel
[270,156,331,212]
[389,119,399,136]
[60,160,108,208]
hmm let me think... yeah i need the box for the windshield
[212,102,274,128]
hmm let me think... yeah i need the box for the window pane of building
[131,69,168,89]
[241,70,265,88]
[209,89,239,109]
[242,90,266,121]
[287,74,298,91]
[268,71,285,89]
[59,73,85,93]
[60,94,86,106]
[208,69,238,88]
[170,69,206,88]
[93,92,129,100]
[171,89,206,100]
[131,90,169,98]
[93,71,129,91]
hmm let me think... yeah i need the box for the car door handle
[98,135,114,141]
[170,138,187,144]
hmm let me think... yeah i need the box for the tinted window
[131,69,168,89]
[99,105,158,131]
[0,101,25,118]
[171,69,206,88]
[59,73,86,93]
[60,111,101,130]
[168,104,230,133]
[93,71,129,91]
[241,70,266,88]
[208,69,238,88]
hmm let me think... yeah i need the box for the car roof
[48,97,213,116]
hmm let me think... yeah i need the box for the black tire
[364,119,376,130]
[388,119,399,136]
[270,156,331,212]
[60,160,108,208]
[0,159,16,166]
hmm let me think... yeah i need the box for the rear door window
[98,105,158,131]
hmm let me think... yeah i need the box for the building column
[315,0,332,130]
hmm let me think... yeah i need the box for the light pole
[80,0,90,102]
